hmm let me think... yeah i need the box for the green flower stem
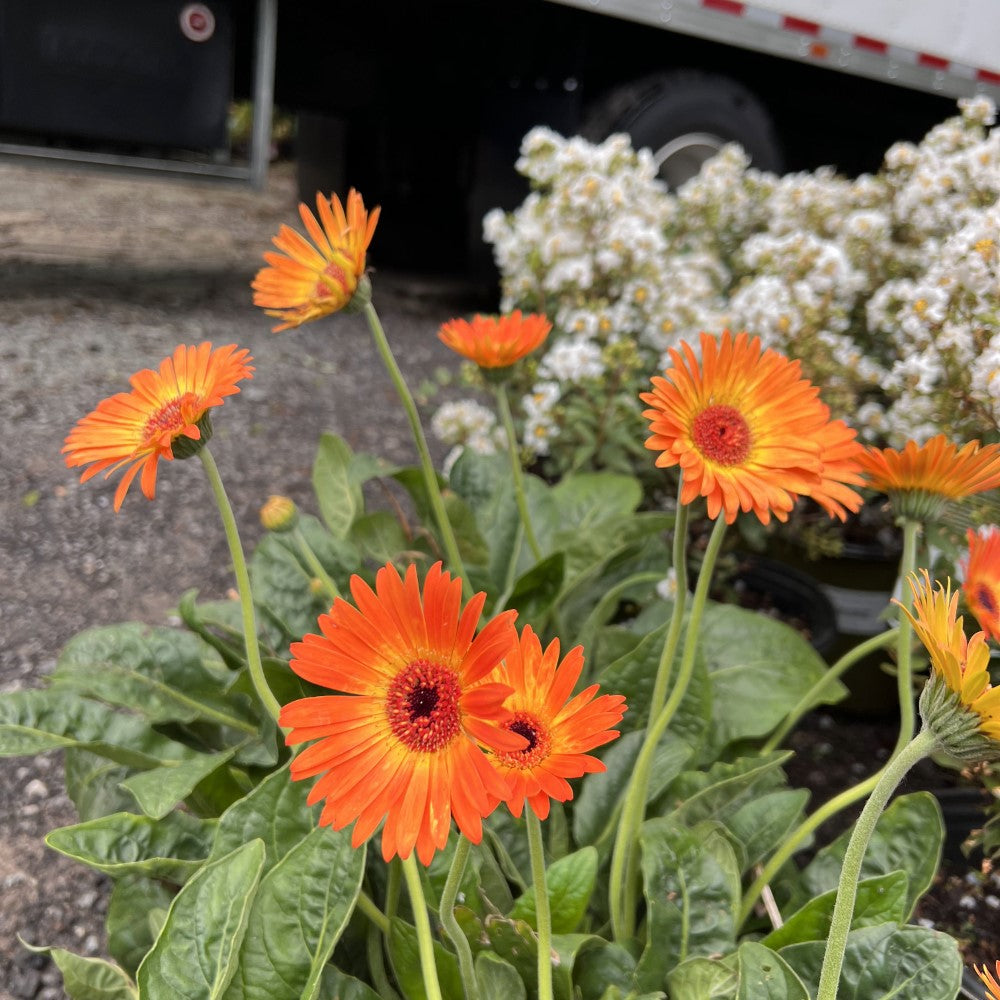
[198,447,281,725]
[385,857,402,934]
[364,301,469,594]
[439,837,480,1000]
[761,626,901,754]
[526,809,554,1000]
[496,382,543,563]
[815,728,936,1000]
[893,518,921,754]
[356,889,391,935]
[609,513,726,943]
[366,922,403,1000]
[292,524,340,602]
[401,853,444,1000]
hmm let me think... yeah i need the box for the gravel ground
[0,158,482,998]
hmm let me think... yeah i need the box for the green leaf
[698,603,845,756]
[444,490,491,565]
[572,942,638,1000]
[723,787,810,875]
[208,763,321,870]
[64,748,136,821]
[779,923,962,999]
[635,820,741,991]
[106,876,175,976]
[223,828,365,1000]
[509,846,597,933]
[736,942,809,1000]
[136,841,266,999]
[24,947,136,1000]
[120,748,238,819]
[762,871,909,950]
[313,432,365,538]
[801,792,943,918]
[572,730,691,849]
[46,810,215,883]
[667,954,738,1000]
[0,689,200,767]
[351,510,412,564]
[388,917,464,1000]
[318,966,384,1000]
[504,552,565,624]
[51,623,254,733]
[476,953,527,1000]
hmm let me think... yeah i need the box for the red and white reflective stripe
[696,0,1000,85]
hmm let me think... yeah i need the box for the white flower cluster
[450,97,1000,466]
[430,400,506,474]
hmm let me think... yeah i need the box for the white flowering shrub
[443,96,1000,488]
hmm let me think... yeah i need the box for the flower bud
[919,671,1000,764]
[260,494,298,532]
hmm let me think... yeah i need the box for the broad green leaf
[503,552,565,624]
[599,621,710,749]
[107,876,175,976]
[444,490,491,565]
[46,810,215,882]
[667,954,739,1000]
[313,432,365,538]
[51,623,253,733]
[779,923,961,999]
[120,748,238,819]
[635,820,742,991]
[24,946,136,1000]
[0,689,200,767]
[573,730,691,848]
[388,917,464,1000]
[698,602,846,756]
[476,953,527,1000]
[509,846,597,933]
[223,828,365,1000]
[551,934,605,1000]
[208,763,320,870]
[736,942,809,1000]
[318,966,383,1000]
[762,871,909,950]
[136,841,266,999]
[351,510,412,564]
[725,789,810,874]
[573,942,637,1000]
[801,792,943,918]
[64,748,136,821]
[482,917,538,999]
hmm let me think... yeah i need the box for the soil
[1,158,996,998]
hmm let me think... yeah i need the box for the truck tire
[583,70,783,186]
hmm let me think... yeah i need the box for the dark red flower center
[692,404,751,466]
[975,584,998,617]
[386,658,462,752]
[495,712,551,770]
[142,392,199,445]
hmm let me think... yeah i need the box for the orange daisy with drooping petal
[62,342,253,512]
[641,330,846,525]
[805,411,866,522]
[280,561,525,865]
[437,311,552,369]
[977,960,1000,1000]
[252,189,380,332]
[485,625,626,820]
[857,435,1000,521]
[962,526,1000,641]
[896,570,1000,741]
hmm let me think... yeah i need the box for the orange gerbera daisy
[252,189,380,332]
[977,960,1000,1000]
[62,343,253,512]
[486,625,626,820]
[962,526,1000,641]
[897,571,1000,742]
[280,561,525,864]
[857,435,1000,521]
[437,311,552,369]
[805,411,866,521]
[641,331,842,525]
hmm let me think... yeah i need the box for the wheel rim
[650,131,725,187]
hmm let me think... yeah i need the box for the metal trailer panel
[544,0,1000,99]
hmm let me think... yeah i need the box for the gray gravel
[0,159,484,997]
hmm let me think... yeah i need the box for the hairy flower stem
[355,890,391,935]
[609,512,725,943]
[893,518,921,754]
[440,837,480,1000]
[198,447,281,725]
[526,810,555,1000]
[815,728,935,1000]
[292,524,340,602]
[496,383,543,563]
[364,301,470,595]
[401,853,445,1000]
[762,627,901,753]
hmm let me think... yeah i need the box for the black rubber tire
[583,69,784,185]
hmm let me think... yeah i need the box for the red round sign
[179,3,216,42]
